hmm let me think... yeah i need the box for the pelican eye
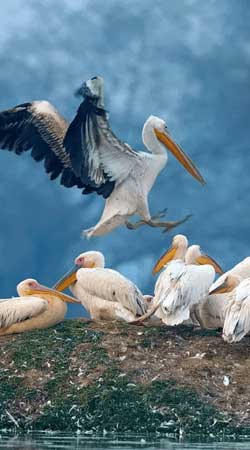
[75,257,84,267]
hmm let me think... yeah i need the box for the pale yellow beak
[54,260,96,292]
[28,284,79,303]
[152,245,177,274]
[196,254,223,274]
[209,277,231,295]
[154,128,205,185]
[53,265,79,292]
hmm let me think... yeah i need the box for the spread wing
[64,98,140,193]
[76,267,147,316]
[0,296,48,328]
[0,100,88,191]
[223,279,250,342]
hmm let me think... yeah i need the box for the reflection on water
[0,433,250,450]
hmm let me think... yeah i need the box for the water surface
[0,433,250,450]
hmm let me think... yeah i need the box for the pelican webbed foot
[161,213,192,233]
[126,212,192,233]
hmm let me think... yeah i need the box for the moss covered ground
[0,319,250,438]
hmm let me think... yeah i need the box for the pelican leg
[150,208,168,220]
[125,208,168,230]
[190,311,201,328]
[126,213,191,232]
[126,219,148,230]
[83,213,128,238]
[191,308,206,329]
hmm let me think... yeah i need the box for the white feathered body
[198,293,228,329]
[89,149,168,236]
[70,267,147,322]
[223,278,250,343]
[195,258,250,330]
[154,260,215,326]
[0,295,67,335]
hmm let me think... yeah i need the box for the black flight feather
[64,97,115,198]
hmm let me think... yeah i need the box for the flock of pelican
[0,235,250,344]
[0,75,249,344]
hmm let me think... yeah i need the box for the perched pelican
[210,257,250,292]
[196,258,250,329]
[134,234,223,326]
[0,278,78,336]
[54,251,148,322]
[0,76,205,238]
[197,289,230,330]
[210,275,250,343]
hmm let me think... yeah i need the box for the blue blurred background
[0,0,249,317]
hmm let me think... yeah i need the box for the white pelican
[209,275,250,343]
[195,257,250,329]
[197,292,228,329]
[54,251,148,322]
[0,76,205,238]
[134,234,223,326]
[0,278,78,336]
[197,275,242,330]
[210,256,250,292]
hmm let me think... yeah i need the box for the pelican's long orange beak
[196,254,223,274]
[152,245,177,275]
[154,128,205,185]
[209,278,231,295]
[28,284,79,303]
[53,265,79,292]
